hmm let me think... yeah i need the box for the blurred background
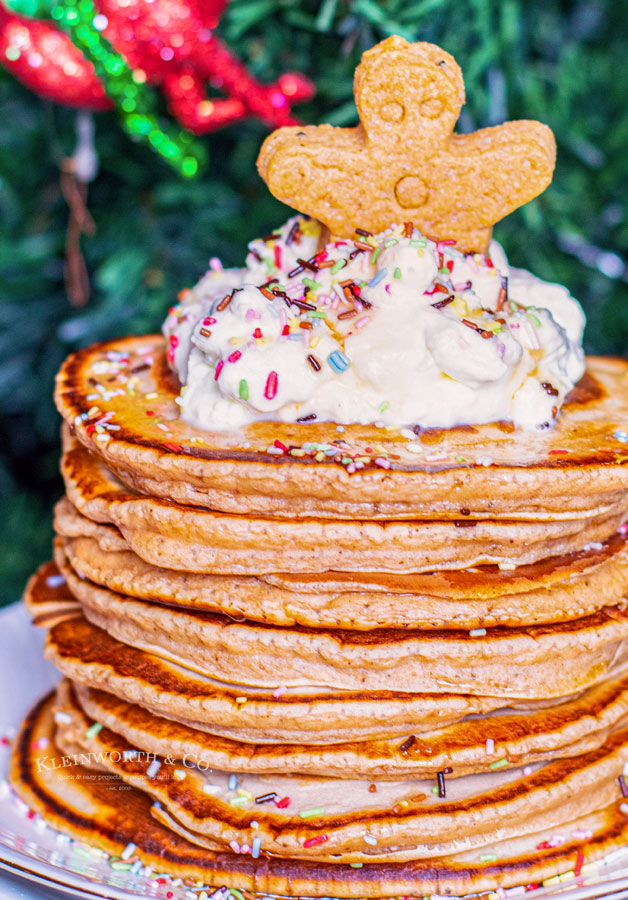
[1,0,627,607]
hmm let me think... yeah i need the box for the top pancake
[55,335,628,520]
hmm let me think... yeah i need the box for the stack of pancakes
[12,334,628,897]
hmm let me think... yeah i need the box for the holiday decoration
[0,0,314,175]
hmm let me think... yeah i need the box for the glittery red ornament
[0,0,314,132]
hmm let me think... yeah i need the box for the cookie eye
[379,102,405,122]
[420,98,444,118]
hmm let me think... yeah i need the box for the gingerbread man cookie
[257,36,556,252]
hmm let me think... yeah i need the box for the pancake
[54,550,628,698]
[52,686,628,864]
[54,335,628,521]
[13,692,627,898]
[64,672,628,778]
[57,528,628,629]
[59,431,628,574]
[29,567,553,743]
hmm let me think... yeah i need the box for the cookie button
[395,175,428,209]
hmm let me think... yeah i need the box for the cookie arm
[446,120,556,227]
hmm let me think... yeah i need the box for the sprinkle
[214,360,224,380]
[255,792,278,804]
[469,628,486,637]
[54,711,72,725]
[227,350,242,363]
[368,269,387,287]
[228,774,238,791]
[264,371,278,400]
[286,221,300,245]
[363,833,378,846]
[437,771,446,798]
[486,738,495,755]
[431,295,454,310]
[299,807,325,819]
[496,275,508,311]
[173,769,186,781]
[542,381,559,396]
[85,722,102,739]
[110,860,132,871]
[275,796,291,809]
[462,318,494,339]
[121,842,137,860]
[480,854,498,862]
[399,735,416,754]
[216,293,233,312]
[527,310,542,327]
[425,282,449,296]
[370,245,383,265]
[618,775,628,797]
[330,259,347,274]
[123,750,138,760]
[229,840,241,853]
[575,851,585,877]
[490,758,509,770]
[393,267,402,279]
[229,796,249,807]
[614,429,628,443]
[46,574,66,588]
[384,238,398,248]
[303,835,328,848]
[238,380,249,400]
[350,863,363,868]
[252,837,262,858]
[327,350,351,373]
[619,803,628,816]
[146,760,161,778]
[302,277,323,291]
[202,784,221,795]
[523,765,533,776]
[199,328,212,338]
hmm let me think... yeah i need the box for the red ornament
[0,0,314,132]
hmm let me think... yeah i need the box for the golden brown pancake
[63,673,628,779]
[56,527,628,629]
[53,548,628,699]
[54,335,628,520]
[13,692,626,898]
[28,564,552,743]
[59,430,628,575]
[52,686,628,864]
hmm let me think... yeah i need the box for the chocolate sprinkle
[431,295,455,310]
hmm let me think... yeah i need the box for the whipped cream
[163,216,585,431]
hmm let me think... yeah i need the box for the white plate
[3,599,628,900]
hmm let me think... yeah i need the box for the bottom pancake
[10,692,628,898]
[51,683,628,864]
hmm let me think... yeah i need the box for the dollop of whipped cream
[163,216,585,431]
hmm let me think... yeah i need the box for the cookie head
[257,36,556,252]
